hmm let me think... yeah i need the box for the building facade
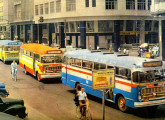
[151,0,165,60]
[0,0,14,40]
[32,0,158,51]
[10,0,36,43]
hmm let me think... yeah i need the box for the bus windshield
[133,70,165,83]
[41,55,62,63]
[4,46,20,51]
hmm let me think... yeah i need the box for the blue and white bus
[62,49,165,112]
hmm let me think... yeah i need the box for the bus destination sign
[47,51,61,54]
[92,69,115,90]
[8,42,18,45]
[143,61,162,67]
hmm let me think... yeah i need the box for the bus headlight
[138,95,142,100]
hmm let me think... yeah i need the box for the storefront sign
[120,31,148,35]
[92,69,115,90]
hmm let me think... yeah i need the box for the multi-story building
[151,0,165,60]
[10,0,35,43]
[33,0,158,50]
[0,0,14,40]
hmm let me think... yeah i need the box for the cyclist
[11,60,17,80]
[77,87,88,116]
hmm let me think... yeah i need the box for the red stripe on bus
[62,66,92,76]
[115,80,137,87]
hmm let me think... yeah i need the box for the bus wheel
[24,66,27,75]
[118,96,128,112]
[36,73,41,82]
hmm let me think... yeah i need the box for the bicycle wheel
[86,110,92,120]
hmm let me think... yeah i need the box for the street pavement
[0,61,164,120]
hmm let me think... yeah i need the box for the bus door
[106,88,113,100]
[32,53,36,75]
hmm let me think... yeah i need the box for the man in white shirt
[77,87,88,115]
[11,60,17,79]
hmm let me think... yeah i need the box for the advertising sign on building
[92,69,115,90]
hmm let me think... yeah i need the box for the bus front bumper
[134,99,165,107]
[40,74,61,79]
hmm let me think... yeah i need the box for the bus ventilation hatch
[117,54,129,57]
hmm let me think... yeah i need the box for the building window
[92,0,96,7]
[86,21,94,32]
[126,20,134,31]
[50,1,54,13]
[126,0,135,10]
[70,22,75,32]
[98,21,113,32]
[105,0,117,9]
[45,3,49,14]
[56,0,61,13]
[145,20,152,31]
[148,0,151,10]
[66,0,76,11]
[86,0,89,7]
[35,5,39,15]
[40,4,43,15]
[137,0,145,10]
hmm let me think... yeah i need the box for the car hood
[1,98,24,105]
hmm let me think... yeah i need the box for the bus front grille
[45,66,61,73]
[141,86,165,100]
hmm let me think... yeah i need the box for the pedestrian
[138,47,141,57]
[123,48,126,54]
[140,48,143,57]
[118,47,121,53]
[11,60,17,80]
[126,48,129,55]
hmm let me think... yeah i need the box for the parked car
[0,112,22,120]
[0,83,9,97]
[0,97,27,118]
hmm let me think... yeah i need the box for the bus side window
[115,67,119,74]
[82,60,92,70]
[100,64,106,69]
[23,50,26,55]
[133,72,138,82]
[94,63,99,70]
[75,59,82,68]
[107,66,114,69]
[63,57,66,64]
[67,58,72,66]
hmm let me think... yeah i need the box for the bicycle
[75,100,92,120]
[11,68,17,81]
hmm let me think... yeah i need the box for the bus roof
[21,43,64,55]
[0,40,22,46]
[64,49,163,70]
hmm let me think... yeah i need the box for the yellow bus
[19,43,64,81]
[0,40,22,63]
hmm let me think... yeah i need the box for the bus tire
[117,96,128,112]
[36,72,41,82]
[24,66,28,75]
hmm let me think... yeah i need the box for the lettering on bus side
[47,51,61,54]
